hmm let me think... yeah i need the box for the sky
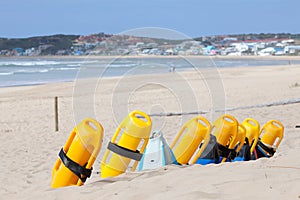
[0,0,299,38]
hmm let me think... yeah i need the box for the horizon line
[1,31,300,40]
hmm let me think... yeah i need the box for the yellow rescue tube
[232,124,246,154]
[213,114,238,162]
[101,110,152,178]
[260,120,284,148]
[242,118,260,153]
[51,118,104,188]
[213,114,238,147]
[170,116,211,165]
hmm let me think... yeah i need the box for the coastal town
[1,32,300,57]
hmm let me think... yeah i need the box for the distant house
[257,47,284,56]
[281,39,295,44]
[223,37,238,42]
[274,47,285,55]
[135,42,145,48]
[284,46,300,54]
[146,43,158,48]
[0,50,10,56]
[221,47,236,55]
[24,48,36,56]
[85,43,96,49]
[12,48,24,55]
[13,47,23,52]
[202,45,216,55]
[56,50,68,55]
[165,48,175,55]
[74,50,84,56]
[230,43,249,53]
[258,47,275,56]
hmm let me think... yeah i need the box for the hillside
[0,34,79,54]
[0,32,299,56]
[194,33,300,42]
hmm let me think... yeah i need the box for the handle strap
[107,142,143,161]
[257,140,276,157]
[59,148,92,182]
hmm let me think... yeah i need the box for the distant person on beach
[169,63,175,72]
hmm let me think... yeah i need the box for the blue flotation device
[232,138,252,162]
[196,135,220,165]
[196,134,240,165]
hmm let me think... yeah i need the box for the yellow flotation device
[51,118,104,188]
[231,124,246,157]
[242,118,260,153]
[170,116,211,165]
[101,110,152,178]
[213,114,238,162]
[260,120,284,149]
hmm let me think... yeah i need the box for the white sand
[0,64,299,199]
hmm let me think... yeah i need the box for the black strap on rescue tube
[257,140,276,156]
[217,143,235,159]
[107,142,143,161]
[59,148,92,182]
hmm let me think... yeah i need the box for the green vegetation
[0,34,79,54]
[194,33,300,41]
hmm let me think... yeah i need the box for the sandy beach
[0,63,300,199]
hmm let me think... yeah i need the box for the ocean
[0,57,299,87]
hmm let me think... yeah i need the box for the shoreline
[0,63,299,89]
[1,55,300,88]
[0,63,299,92]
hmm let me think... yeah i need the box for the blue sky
[0,0,299,38]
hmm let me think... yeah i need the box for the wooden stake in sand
[55,96,59,132]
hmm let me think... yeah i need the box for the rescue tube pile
[51,111,284,188]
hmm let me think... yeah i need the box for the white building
[258,47,275,56]
[284,46,300,54]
